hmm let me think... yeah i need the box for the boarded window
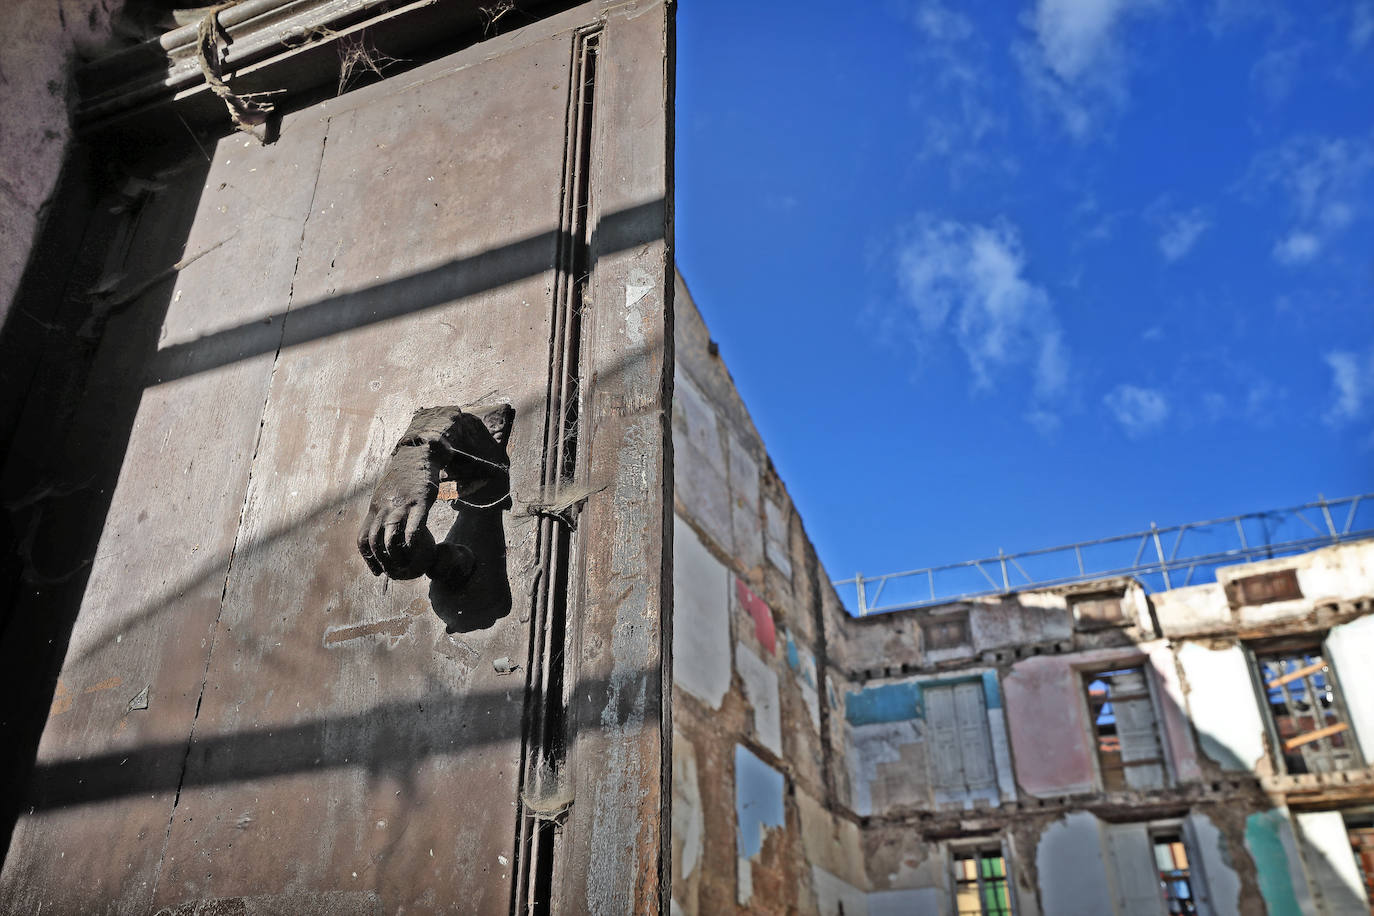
[952,847,1013,916]
[1228,568,1302,606]
[926,681,997,797]
[1084,667,1166,790]
[1070,591,1127,629]
[1254,645,1361,774]
[924,611,971,650]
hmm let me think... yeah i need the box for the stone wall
[669,267,1374,914]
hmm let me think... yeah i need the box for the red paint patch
[735,578,776,654]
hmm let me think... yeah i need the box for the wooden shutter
[1104,822,1164,916]
[926,682,996,795]
[927,685,966,791]
[1113,670,1166,790]
[954,681,997,791]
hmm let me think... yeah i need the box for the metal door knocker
[358,404,514,588]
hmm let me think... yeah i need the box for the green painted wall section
[1245,810,1302,916]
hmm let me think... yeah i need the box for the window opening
[1152,831,1198,915]
[1070,591,1127,629]
[1084,666,1165,790]
[953,848,1013,916]
[1255,645,1361,773]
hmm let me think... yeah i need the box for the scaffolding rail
[834,493,1374,617]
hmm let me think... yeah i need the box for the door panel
[2,3,672,913]
[152,34,567,915]
[1,121,329,915]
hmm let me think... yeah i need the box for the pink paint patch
[735,578,776,654]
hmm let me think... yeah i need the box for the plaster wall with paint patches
[666,277,1374,915]
[670,272,866,915]
[836,540,1374,916]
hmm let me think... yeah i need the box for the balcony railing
[833,493,1374,616]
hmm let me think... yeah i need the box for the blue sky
[674,0,1374,598]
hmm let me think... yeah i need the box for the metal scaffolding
[834,493,1374,617]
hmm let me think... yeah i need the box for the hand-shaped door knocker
[357,404,513,586]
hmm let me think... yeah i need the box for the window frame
[948,839,1016,916]
[1078,659,1173,792]
[1246,635,1364,775]
[1148,823,1201,915]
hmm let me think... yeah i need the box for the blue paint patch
[982,671,1002,710]
[844,682,923,726]
[784,631,817,687]
[735,744,785,857]
[1245,811,1302,916]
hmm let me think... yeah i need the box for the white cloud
[1323,347,1374,425]
[1157,208,1211,262]
[1104,384,1169,435]
[1352,2,1374,49]
[1249,42,1308,106]
[1016,0,1168,139]
[905,2,1012,178]
[1246,133,1374,266]
[894,216,1069,403]
[1272,231,1320,265]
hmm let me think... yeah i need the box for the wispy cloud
[1156,207,1211,262]
[1352,2,1374,50]
[893,216,1069,413]
[1323,346,1374,425]
[1249,42,1309,105]
[1015,0,1169,140]
[1104,384,1169,435]
[1245,133,1374,266]
[903,1,1012,178]
[1272,231,1320,265]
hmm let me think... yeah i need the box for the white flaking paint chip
[671,515,731,708]
[736,642,783,755]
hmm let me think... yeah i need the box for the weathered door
[0,2,671,913]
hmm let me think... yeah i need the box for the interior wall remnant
[1326,614,1374,762]
[1293,810,1372,914]
[1035,812,1115,916]
[1175,643,1270,773]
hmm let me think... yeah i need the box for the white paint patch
[736,642,783,755]
[727,434,762,571]
[763,498,792,577]
[623,267,653,347]
[672,370,733,550]
[737,856,754,906]
[671,515,731,708]
[1176,643,1267,772]
[1327,614,1374,763]
[671,731,705,881]
[811,865,870,916]
[846,719,922,817]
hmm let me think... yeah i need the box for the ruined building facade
[670,273,1374,915]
